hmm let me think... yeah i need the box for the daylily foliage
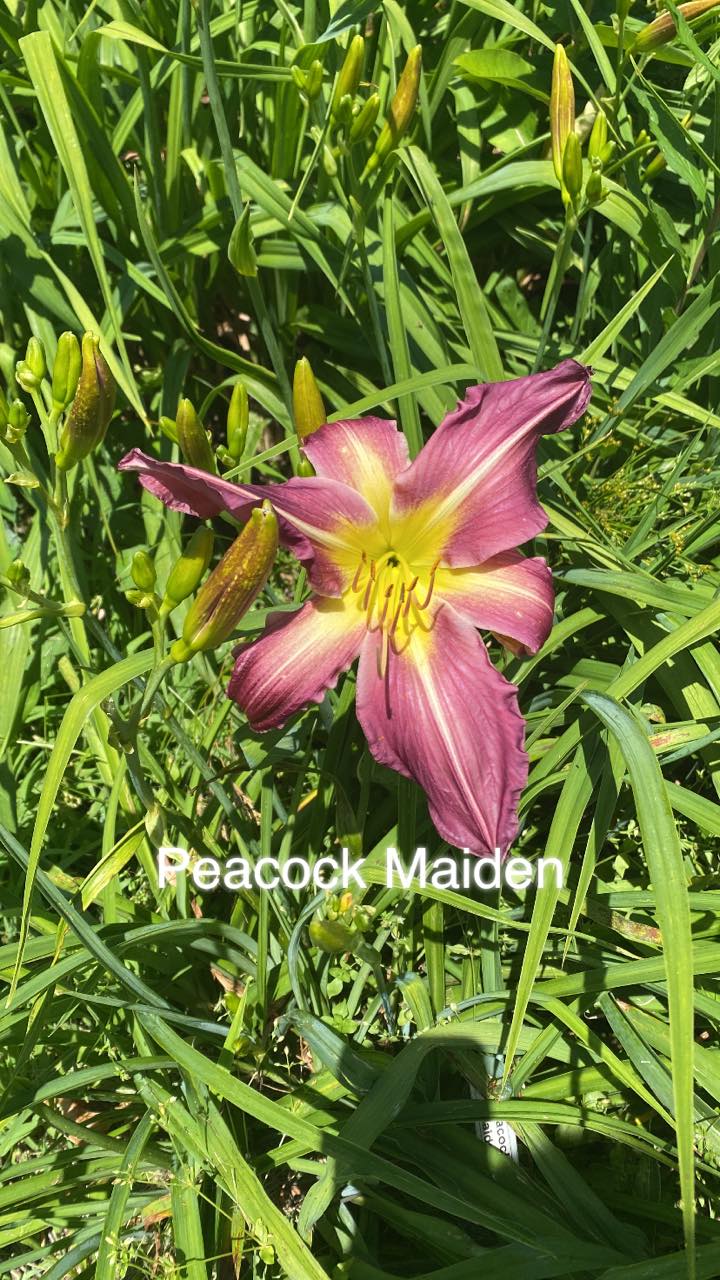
[120,360,591,856]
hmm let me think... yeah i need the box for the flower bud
[131,550,156,592]
[297,454,316,477]
[586,170,605,203]
[588,110,607,165]
[164,526,215,609]
[227,381,249,460]
[362,45,422,179]
[551,44,575,184]
[228,204,258,278]
[332,35,365,118]
[562,132,583,203]
[5,399,29,444]
[51,332,82,414]
[349,93,381,144]
[632,0,720,52]
[6,559,30,593]
[159,415,179,444]
[55,333,116,471]
[308,919,358,954]
[293,357,326,440]
[176,398,217,473]
[305,60,324,101]
[170,502,278,661]
[16,337,46,393]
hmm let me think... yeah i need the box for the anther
[416,561,439,611]
[351,551,367,593]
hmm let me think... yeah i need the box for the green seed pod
[588,110,607,165]
[362,45,422,179]
[131,550,156,592]
[176,398,217,473]
[55,333,116,471]
[51,332,82,414]
[16,337,46,393]
[632,0,720,52]
[164,526,215,609]
[332,34,365,118]
[562,132,583,203]
[550,44,575,184]
[228,204,258,278]
[309,919,357,954]
[170,502,278,661]
[227,381,249,460]
[349,92,381,144]
[293,357,326,440]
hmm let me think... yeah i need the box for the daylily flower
[119,360,591,857]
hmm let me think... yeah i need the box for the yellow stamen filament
[349,548,439,670]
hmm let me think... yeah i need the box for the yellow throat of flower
[348,547,439,675]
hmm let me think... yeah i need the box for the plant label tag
[480,1118,519,1162]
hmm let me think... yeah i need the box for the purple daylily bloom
[119,359,591,856]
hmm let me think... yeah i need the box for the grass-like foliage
[1,0,720,1276]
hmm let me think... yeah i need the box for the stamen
[416,560,439,611]
[377,584,394,628]
[362,561,377,611]
[351,551,367,593]
[379,625,390,679]
[390,585,406,635]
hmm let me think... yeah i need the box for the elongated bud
[164,526,215,608]
[176,398,217,473]
[16,337,46,393]
[293,357,326,440]
[362,45,422,179]
[588,110,607,164]
[305,59,324,101]
[159,415,179,444]
[562,132,583,203]
[52,332,82,413]
[227,381,249,460]
[349,93,381,144]
[332,35,365,118]
[632,0,720,51]
[586,169,605,203]
[228,204,258,278]
[309,919,358,954]
[170,502,278,661]
[550,44,575,184]
[55,333,116,471]
[131,550,156,592]
[5,399,29,445]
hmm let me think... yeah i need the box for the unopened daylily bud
[632,0,720,51]
[588,110,607,165]
[176,398,217,473]
[305,60,324,101]
[159,415,179,444]
[309,918,357,954]
[562,132,583,203]
[164,526,215,608]
[362,45,422,179]
[6,559,30,593]
[643,151,667,181]
[349,92,381,144]
[228,204,258,278]
[51,332,82,413]
[131,550,156,592]
[227,381,249,460]
[332,35,365,118]
[550,44,575,184]
[6,399,30,444]
[293,357,326,440]
[16,337,46,393]
[170,502,278,661]
[55,333,116,471]
[586,170,605,203]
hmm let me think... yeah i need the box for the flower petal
[436,552,554,655]
[356,605,527,856]
[302,417,409,526]
[228,597,365,731]
[390,360,591,564]
[118,449,378,595]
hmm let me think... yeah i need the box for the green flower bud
[632,0,720,52]
[170,502,278,662]
[6,558,30,593]
[291,64,306,93]
[164,526,215,609]
[227,381,249,460]
[293,357,326,440]
[362,45,422,179]
[332,35,365,118]
[349,93,381,144]
[588,110,607,165]
[131,550,156,592]
[55,333,116,471]
[228,204,258,278]
[305,59,324,101]
[51,332,82,414]
[562,132,583,203]
[159,415,179,444]
[16,337,46,393]
[309,919,357,954]
[643,152,667,181]
[550,44,575,184]
[297,454,316,477]
[5,399,30,444]
[586,170,605,203]
[176,398,217,473]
